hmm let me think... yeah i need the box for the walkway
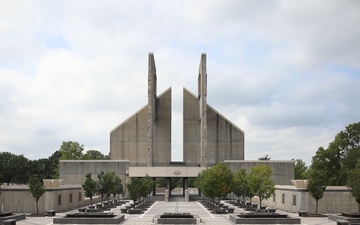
[16,201,337,225]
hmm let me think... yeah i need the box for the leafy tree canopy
[29,175,46,214]
[310,122,360,186]
[127,177,144,203]
[0,152,29,185]
[82,150,108,160]
[82,173,97,206]
[307,169,327,214]
[201,163,233,202]
[347,160,360,212]
[294,159,308,180]
[59,141,84,160]
[233,169,248,200]
[247,164,275,206]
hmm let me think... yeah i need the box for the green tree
[233,169,248,201]
[29,155,60,181]
[307,169,326,215]
[0,152,29,185]
[96,172,106,203]
[294,159,308,179]
[82,150,107,160]
[310,122,360,186]
[59,141,84,160]
[156,177,167,187]
[82,173,97,206]
[194,170,206,200]
[201,163,233,205]
[247,165,275,207]
[127,177,144,204]
[139,175,154,207]
[103,172,115,201]
[112,175,123,201]
[311,146,344,185]
[96,172,116,203]
[48,150,62,179]
[347,160,360,212]
[29,175,46,214]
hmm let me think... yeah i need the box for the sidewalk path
[16,201,337,225]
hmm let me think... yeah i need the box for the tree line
[195,163,275,207]
[82,172,124,206]
[0,141,108,185]
[82,172,154,209]
[294,122,360,213]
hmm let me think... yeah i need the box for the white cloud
[0,0,359,167]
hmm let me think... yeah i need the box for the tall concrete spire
[198,53,207,167]
[147,52,156,167]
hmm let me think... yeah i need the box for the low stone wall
[53,214,125,224]
[262,185,358,214]
[0,185,101,214]
[229,214,301,224]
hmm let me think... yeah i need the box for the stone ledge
[229,214,301,224]
[0,213,26,223]
[53,215,124,224]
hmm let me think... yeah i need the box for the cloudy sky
[1,1,359,166]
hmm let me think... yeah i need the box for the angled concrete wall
[207,106,244,166]
[110,106,148,166]
[152,89,172,166]
[183,89,245,167]
[110,88,171,166]
[183,88,201,166]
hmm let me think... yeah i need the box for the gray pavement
[16,201,337,225]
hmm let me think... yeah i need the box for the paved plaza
[15,200,337,225]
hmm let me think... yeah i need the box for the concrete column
[165,190,169,202]
[153,177,156,196]
[183,178,188,196]
[198,53,207,167]
[147,52,156,167]
[166,178,171,197]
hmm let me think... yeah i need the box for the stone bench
[213,208,227,214]
[336,220,350,225]
[128,208,142,214]
[266,208,277,213]
[46,210,56,217]
[227,207,235,213]
[3,219,17,225]
[298,211,309,217]
[120,208,128,213]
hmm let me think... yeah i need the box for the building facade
[59,53,295,200]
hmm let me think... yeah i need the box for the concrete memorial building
[3,53,357,215]
[60,53,294,200]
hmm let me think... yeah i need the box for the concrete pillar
[185,190,189,202]
[183,178,188,196]
[166,178,171,197]
[165,190,169,202]
[147,52,156,167]
[198,53,207,167]
[152,177,156,196]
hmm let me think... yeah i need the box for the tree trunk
[36,200,39,215]
[315,199,319,215]
[90,197,93,206]
[259,198,262,207]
